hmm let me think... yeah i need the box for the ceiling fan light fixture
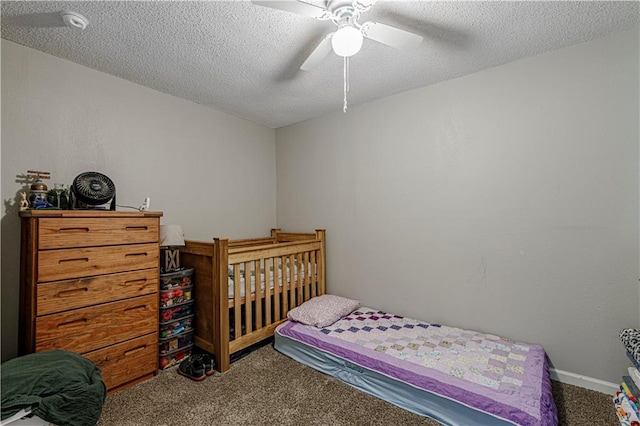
[331,25,363,57]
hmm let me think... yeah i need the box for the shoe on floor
[192,352,216,376]
[177,357,207,381]
[201,353,216,376]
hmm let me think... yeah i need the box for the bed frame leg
[213,237,230,373]
[315,229,326,295]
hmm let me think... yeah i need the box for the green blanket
[1,350,106,426]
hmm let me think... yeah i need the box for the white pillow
[287,294,361,328]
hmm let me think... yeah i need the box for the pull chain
[343,56,350,113]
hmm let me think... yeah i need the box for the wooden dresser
[19,210,163,393]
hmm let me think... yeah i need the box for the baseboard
[550,368,618,394]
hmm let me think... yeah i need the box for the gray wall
[1,40,277,361]
[276,28,639,384]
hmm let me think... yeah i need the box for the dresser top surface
[20,210,163,218]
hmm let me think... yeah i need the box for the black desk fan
[69,171,116,210]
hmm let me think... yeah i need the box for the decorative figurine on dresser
[26,170,54,209]
[19,209,163,393]
[19,192,29,211]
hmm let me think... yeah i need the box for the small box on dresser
[19,210,163,394]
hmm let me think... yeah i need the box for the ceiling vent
[61,10,88,30]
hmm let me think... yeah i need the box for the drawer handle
[58,227,90,233]
[59,257,89,264]
[125,253,148,258]
[125,226,149,231]
[124,305,147,313]
[94,356,110,366]
[96,356,110,366]
[57,287,89,297]
[124,278,148,287]
[124,345,147,356]
[57,318,88,328]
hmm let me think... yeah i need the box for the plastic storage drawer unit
[160,268,193,290]
[160,286,193,308]
[159,316,194,339]
[159,331,193,355]
[159,300,194,324]
[159,347,192,370]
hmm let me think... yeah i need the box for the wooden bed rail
[227,229,318,247]
[180,229,325,373]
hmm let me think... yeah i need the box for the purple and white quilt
[277,308,557,425]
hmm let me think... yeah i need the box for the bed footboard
[180,229,325,372]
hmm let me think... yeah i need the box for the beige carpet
[99,345,618,425]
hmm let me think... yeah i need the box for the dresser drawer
[84,333,157,390]
[35,294,158,353]
[38,243,159,282]
[38,218,159,249]
[37,269,158,316]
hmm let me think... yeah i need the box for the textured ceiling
[2,1,638,128]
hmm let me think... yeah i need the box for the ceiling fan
[253,0,423,71]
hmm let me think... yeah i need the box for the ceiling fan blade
[300,32,334,71]
[252,1,328,18]
[360,21,423,50]
[353,0,378,12]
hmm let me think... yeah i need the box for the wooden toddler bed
[180,229,326,373]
